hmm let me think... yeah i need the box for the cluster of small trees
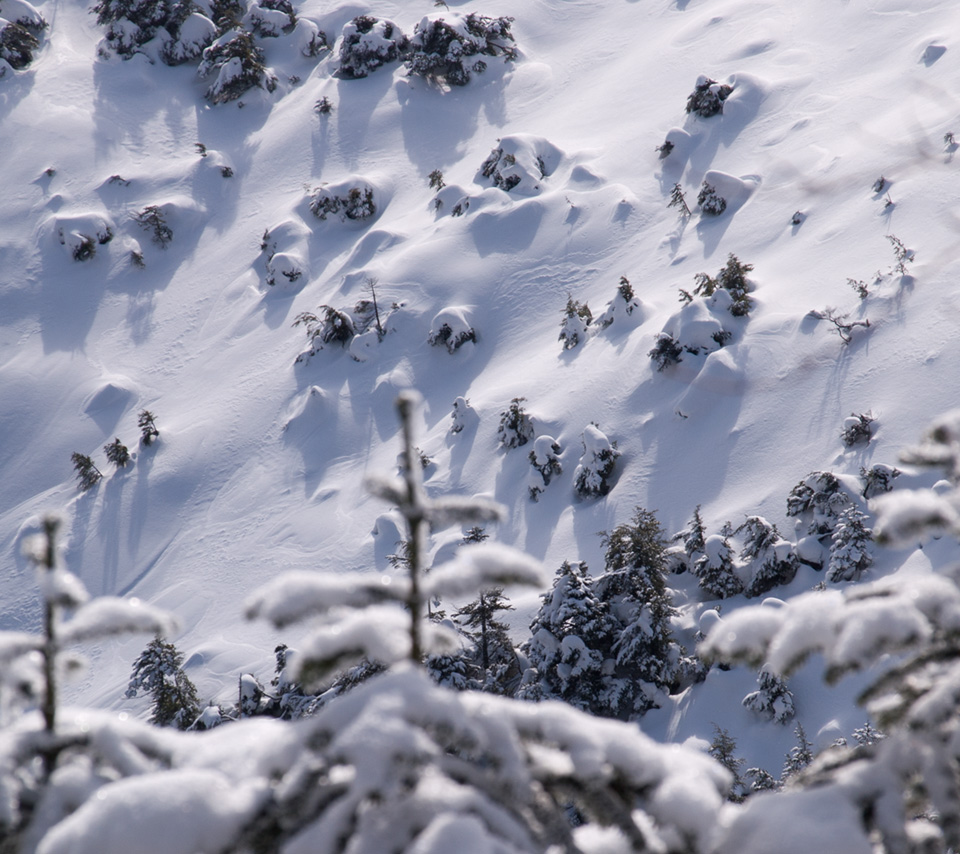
[70,410,159,491]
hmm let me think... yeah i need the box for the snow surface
[3,0,960,809]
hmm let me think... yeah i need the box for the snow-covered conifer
[709,725,747,802]
[697,181,727,216]
[449,396,476,434]
[104,437,130,469]
[337,15,407,79]
[70,452,102,491]
[126,637,201,729]
[558,295,591,350]
[648,332,683,371]
[781,722,813,781]
[685,74,733,117]
[0,18,38,68]
[573,424,619,498]
[497,396,534,448]
[198,29,276,103]
[528,435,562,501]
[596,275,642,329]
[786,470,852,540]
[841,411,875,446]
[138,408,159,445]
[405,13,516,86]
[738,516,799,598]
[827,506,872,582]
[742,667,795,724]
[456,586,519,694]
[860,463,900,499]
[695,533,743,599]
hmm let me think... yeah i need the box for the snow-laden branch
[244,570,409,627]
[424,543,545,599]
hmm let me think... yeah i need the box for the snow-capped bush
[786,470,855,540]
[697,181,727,215]
[336,15,407,79]
[308,182,377,223]
[134,205,172,247]
[428,306,476,353]
[477,134,562,196]
[841,411,875,446]
[827,507,872,582]
[53,213,115,261]
[242,0,295,37]
[685,74,733,117]
[737,516,800,598]
[449,396,477,435]
[198,29,276,103]
[0,0,46,31]
[657,298,732,364]
[264,251,304,287]
[573,424,619,498]
[682,254,754,317]
[404,12,516,86]
[558,296,591,350]
[742,668,795,724]
[860,463,900,499]
[94,0,216,63]
[289,17,326,57]
[648,333,684,371]
[695,534,743,599]
[0,16,38,69]
[528,435,562,501]
[497,397,534,449]
[596,276,642,329]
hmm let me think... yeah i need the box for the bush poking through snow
[648,333,684,371]
[198,29,276,103]
[528,436,562,501]
[558,296,591,350]
[573,424,619,498]
[449,396,475,434]
[695,534,743,599]
[860,464,899,499]
[336,15,408,79]
[737,516,799,598]
[93,0,216,63]
[0,19,38,69]
[428,168,445,190]
[688,254,754,316]
[596,276,641,329]
[497,397,534,449]
[104,438,130,469]
[293,305,355,353]
[243,0,296,38]
[428,307,477,353]
[810,308,870,344]
[138,409,159,445]
[404,12,516,86]
[71,452,103,491]
[134,205,172,247]
[841,412,875,446]
[668,183,691,216]
[697,181,727,215]
[308,184,376,222]
[685,75,733,117]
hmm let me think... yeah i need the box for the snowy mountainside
[2,0,960,773]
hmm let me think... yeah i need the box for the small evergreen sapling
[697,181,726,216]
[558,295,592,350]
[648,333,684,371]
[596,276,641,329]
[860,463,900,499]
[573,424,619,498]
[134,205,173,247]
[695,534,743,599]
[668,183,691,216]
[103,438,130,469]
[742,668,795,724]
[781,722,813,782]
[71,452,102,491]
[497,397,534,448]
[709,726,747,802]
[337,15,408,79]
[138,409,159,445]
[428,168,445,190]
[841,412,875,446]
[828,507,873,582]
[685,75,733,117]
[405,13,516,86]
[737,516,799,598]
[126,637,201,729]
[528,436,562,501]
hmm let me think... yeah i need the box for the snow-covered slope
[3,0,960,774]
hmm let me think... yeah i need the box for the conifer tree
[456,586,518,694]
[138,409,160,445]
[828,507,873,582]
[709,725,747,802]
[70,452,102,491]
[104,438,130,469]
[738,516,800,598]
[126,636,201,729]
[781,722,813,782]
[742,667,795,724]
[694,533,743,599]
[558,296,592,350]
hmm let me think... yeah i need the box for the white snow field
[3,0,960,843]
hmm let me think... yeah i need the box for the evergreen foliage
[827,506,872,582]
[405,13,516,86]
[456,586,519,694]
[70,452,102,491]
[573,424,619,498]
[0,20,39,69]
[692,254,754,316]
[103,438,130,469]
[126,636,201,729]
[697,181,726,215]
[648,332,684,370]
[786,470,852,540]
[558,295,592,350]
[309,184,376,221]
[860,463,900,499]
[781,722,813,782]
[668,182,691,216]
[742,668,795,724]
[685,74,733,117]
[694,534,743,599]
[528,435,562,501]
[337,15,407,78]
[841,412,875,446]
[134,205,173,247]
[709,725,747,802]
[497,397,534,449]
[138,409,160,445]
[198,29,275,103]
[737,516,799,598]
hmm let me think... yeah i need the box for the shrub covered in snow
[126,637,201,729]
[528,435,562,501]
[859,463,899,499]
[558,296,591,350]
[596,276,642,329]
[648,332,684,371]
[0,16,38,69]
[841,411,875,446]
[742,667,795,724]
[336,15,407,79]
[497,397,534,449]
[308,182,377,222]
[449,396,476,435]
[242,0,295,38]
[428,306,476,353]
[695,533,743,599]
[404,12,516,86]
[786,470,854,540]
[683,254,754,317]
[827,507,872,582]
[685,74,733,118]
[1,0,46,31]
[697,181,727,215]
[737,516,799,598]
[53,213,115,261]
[198,29,276,103]
[478,134,560,195]
[93,0,216,63]
[134,204,173,247]
[573,424,619,498]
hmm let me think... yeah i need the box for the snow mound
[306,176,388,225]
[477,134,564,197]
[48,212,116,261]
[428,306,477,353]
